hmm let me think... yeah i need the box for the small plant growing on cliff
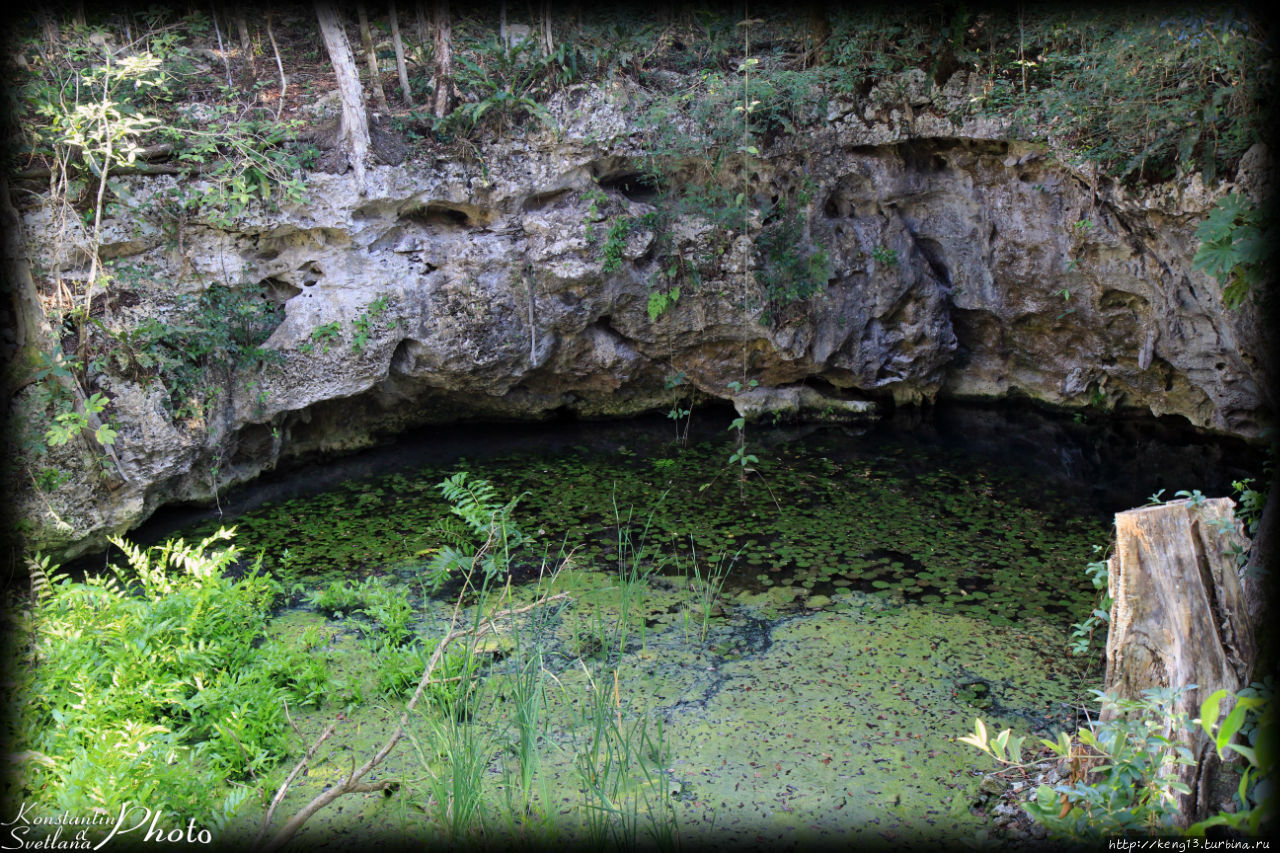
[1194,193,1270,309]
[647,286,680,322]
[870,245,899,267]
[302,321,342,355]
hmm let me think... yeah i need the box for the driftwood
[1103,497,1256,823]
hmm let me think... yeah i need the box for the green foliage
[427,473,529,588]
[20,350,118,474]
[117,284,282,421]
[569,665,676,850]
[308,576,416,647]
[1068,545,1112,656]
[962,685,1274,840]
[1194,194,1271,309]
[1175,488,1207,508]
[298,320,342,356]
[870,245,899,268]
[8,529,316,827]
[601,216,637,274]
[435,37,567,139]
[757,203,830,325]
[44,390,117,448]
[16,15,309,232]
[822,9,1270,185]
[374,640,477,708]
[1232,477,1267,539]
[646,286,680,322]
[963,687,1198,837]
[1188,684,1276,836]
[308,578,365,617]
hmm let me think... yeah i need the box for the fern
[427,473,530,588]
[439,472,502,537]
[26,554,64,602]
[206,784,256,835]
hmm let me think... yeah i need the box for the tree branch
[258,568,569,852]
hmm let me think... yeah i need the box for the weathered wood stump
[1104,497,1256,823]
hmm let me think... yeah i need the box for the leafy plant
[1232,477,1266,538]
[426,473,528,589]
[1194,194,1271,309]
[646,286,680,322]
[119,283,283,421]
[962,684,1275,840]
[308,578,365,617]
[9,528,309,829]
[870,244,899,267]
[1188,684,1275,836]
[1069,545,1112,656]
[44,390,117,448]
[301,320,342,356]
[961,686,1199,838]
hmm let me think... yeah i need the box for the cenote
[82,403,1261,849]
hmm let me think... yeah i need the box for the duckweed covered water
[155,408,1255,847]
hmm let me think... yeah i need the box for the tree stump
[1104,497,1256,823]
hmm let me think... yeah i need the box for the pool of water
[130,404,1262,846]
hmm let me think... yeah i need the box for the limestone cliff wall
[13,71,1271,559]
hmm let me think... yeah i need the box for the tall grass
[675,540,739,644]
[569,662,679,850]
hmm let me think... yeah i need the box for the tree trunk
[389,0,414,107]
[540,0,553,56]
[316,2,372,193]
[234,5,256,81]
[499,0,508,55]
[415,0,429,47]
[806,5,831,67]
[430,0,454,119]
[357,3,391,113]
[266,12,287,120]
[1104,497,1257,824]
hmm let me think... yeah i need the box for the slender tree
[806,5,830,67]
[357,3,391,113]
[389,0,414,107]
[430,0,454,118]
[316,2,372,192]
[540,0,553,55]
[234,4,255,79]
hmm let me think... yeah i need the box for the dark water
[89,401,1261,632]
[131,401,1263,549]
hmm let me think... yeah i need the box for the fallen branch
[257,566,570,852]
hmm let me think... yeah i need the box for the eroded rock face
[13,71,1271,559]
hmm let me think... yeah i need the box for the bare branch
[258,572,570,852]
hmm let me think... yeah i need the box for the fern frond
[27,554,61,602]
[426,516,473,548]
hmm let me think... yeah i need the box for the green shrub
[961,684,1274,840]
[308,576,416,646]
[374,640,478,711]
[9,529,316,828]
